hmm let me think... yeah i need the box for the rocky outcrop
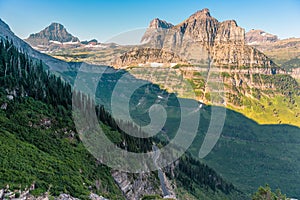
[0,184,107,200]
[212,42,275,67]
[215,20,244,42]
[81,39,98,45]
[111,171,161,200]
[89,193,108,200]
[113,47,186,68]
[141,8,275,68]
[245,29,279,44]
[55,194,80,200]
[291,67,300,79]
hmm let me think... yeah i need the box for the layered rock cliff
[140,8,275,68]
[113,47,186,68]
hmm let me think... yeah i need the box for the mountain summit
[181,8,213,23]
[149,18,174,29]
[25,22,80,47]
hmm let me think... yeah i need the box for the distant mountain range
[24,23,115,52]
[245,29,279,44]
[245,29,300,74]
[23,12,300,74]
[18,8,300,127]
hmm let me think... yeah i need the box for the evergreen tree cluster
[0,39,71,110]
[252,185,286,200]
[72,90,154,153]
[174,154,234,195]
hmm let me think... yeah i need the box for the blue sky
[0,0,300,42]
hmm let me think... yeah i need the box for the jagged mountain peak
[25,22,80,47]
[47,22,66,31]
[28,22,72,38]
[149,18,174,29]
[174,8,244,44]
[189,8,212,19]
[177,8,215,26]
[141,18,173,44]
[174,8,216,32]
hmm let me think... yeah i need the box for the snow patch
[7,95,14,100]
[163,195,176,199]
[49,40,79,45]
[141,38,150,44]
[149,62,164,67]
[84,44,108,48]
[63,41,79,45]
[49,40,62,44]
[261,32,267,36]
[170,63,178,67]
[248,41,259,45]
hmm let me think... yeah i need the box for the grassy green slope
[0,96,124,199]
[126,66,300,128]
[191,106,300,198]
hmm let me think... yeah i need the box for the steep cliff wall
[140,8,275,68]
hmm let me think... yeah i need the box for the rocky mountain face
[140,8,275,68]
[26,22,79,45]
[141,18,174,45]
[25,22,80,52]
[150,18,174,29]
[111,170,175,200]
[245,29,279,44]
[113,47,186,67]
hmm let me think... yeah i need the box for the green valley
[1,3,300,200]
